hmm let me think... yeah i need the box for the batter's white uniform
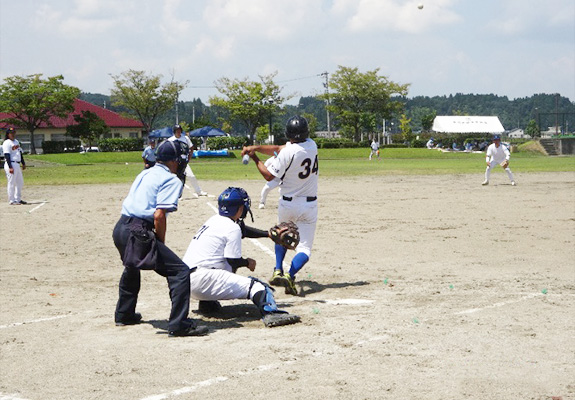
[259,156,280,206]
[484,143,515,184]
[182,214,265,301]
[3,137,24,204]
[168,134,205,195]
[267,138,318,257]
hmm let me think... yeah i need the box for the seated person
[426,138,435,149]
[182,187,301,328]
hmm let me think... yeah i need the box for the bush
[315,138,359,148]
[206,136,248,150]
[411,139,426,148]
[42,140,82,154]
[98,138,144,152]
[382,143,408,148]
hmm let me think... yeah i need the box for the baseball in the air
[242,154,250,165]
[418,3,424,9]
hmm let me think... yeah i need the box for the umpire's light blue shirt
[121,163,182,222]
[142,145,156,162]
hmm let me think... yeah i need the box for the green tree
[399,114,414,144]
[0,74,80,154]
[302,112,318,137]
[525,119,540,138]
[66,110,111,148]
[420,110,437,132]
[110,70,188,134]
[321,66,409,141]
[209,71,292,142]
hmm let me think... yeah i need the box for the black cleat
[168,325,209,337]
[263,313,301,328]
[115,312,142,326]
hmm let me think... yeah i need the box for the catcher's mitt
[269,221,300,250]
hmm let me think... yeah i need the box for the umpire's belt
[119,215,154,230]
[282,196,317,202]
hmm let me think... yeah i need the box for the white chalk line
[453,292,545,315]
[140,360,297,400]
[0,314,70,329]
[0,393,31,400]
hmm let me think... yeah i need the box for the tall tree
[321,66,409,141]
[209,72,292,142]
[0,74,80,154]
[110,70,188,134]
[66,110,111,148]
[525,119,540,138]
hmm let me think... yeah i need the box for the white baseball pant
[190,267,265,301]
[4,162,23,203]
[485,161,514,183]
[278,197,318,257]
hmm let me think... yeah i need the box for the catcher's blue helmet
[218,187,251,220]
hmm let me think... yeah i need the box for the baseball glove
[500,160,509,168]
[269,221,300,250]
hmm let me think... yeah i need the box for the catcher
[182,187,301,327]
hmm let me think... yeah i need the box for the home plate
[320,299,375,305]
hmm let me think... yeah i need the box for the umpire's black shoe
[168,325,209,337]
[196,300,222,315]
[115,312,142,326]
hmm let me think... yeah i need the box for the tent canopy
[189,126,227,137]
[148,127,173,138]
[432,116,505,134]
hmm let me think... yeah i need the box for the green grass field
[21,148,575,185]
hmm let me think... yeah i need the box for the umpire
[113,140,208,337]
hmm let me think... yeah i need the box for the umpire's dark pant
[113,215,192,332]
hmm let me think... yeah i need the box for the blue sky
[1,0,573,105]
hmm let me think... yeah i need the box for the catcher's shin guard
[251,286,283,316]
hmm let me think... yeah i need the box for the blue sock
[274,244,287,273]
[289,252,309,278]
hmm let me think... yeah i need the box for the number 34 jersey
[268,139,318,198]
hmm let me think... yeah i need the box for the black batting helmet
[285,116,309,142]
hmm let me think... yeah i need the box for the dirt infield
[1,172,574,400]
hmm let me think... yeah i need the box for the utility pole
[321,71,331,137]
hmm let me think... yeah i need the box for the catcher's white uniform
[484,143,515,185]
[267,138,318,257]
[182,214,263,300]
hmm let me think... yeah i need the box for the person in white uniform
[482,135,516,186]
[242,116,318,296]
[3,127,27,205]
[258,155,280,209]
[182,187,301,328]
[168,124,207,197]
[369,138,380,160]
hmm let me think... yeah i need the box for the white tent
[432,116,505,134]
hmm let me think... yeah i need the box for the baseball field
[1,153,574,399]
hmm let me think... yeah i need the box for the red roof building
[1,99,144,152]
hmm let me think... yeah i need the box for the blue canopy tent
[148,127,173,139]
[189,126,227,137]
[188,126,229,158]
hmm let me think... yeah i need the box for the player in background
[242,116,318,296]
[369,138,381,160]
[3,127,27,205]
[258,155,281,209]
[168,124,208,197]
[113,140,208,337]
[182,187,301,327]
[482,134,516,186]
[141,138,156,169]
